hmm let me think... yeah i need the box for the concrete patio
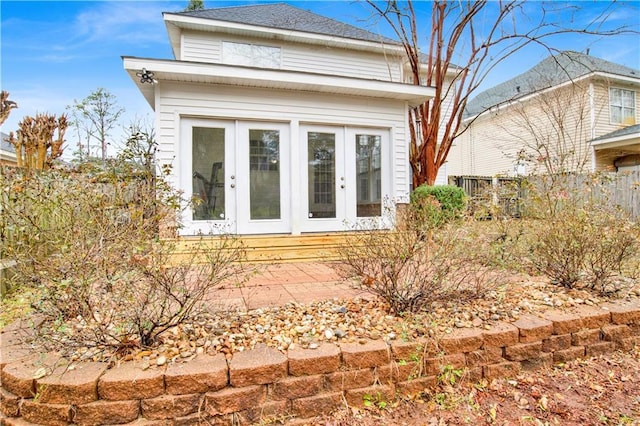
[209,262,370,310]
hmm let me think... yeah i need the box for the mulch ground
[314,347,640,426]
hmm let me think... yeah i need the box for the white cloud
[71,1,179,46]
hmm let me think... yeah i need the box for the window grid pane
[356,134,382,217]
[249,130,281,220]
[222,41,281,68]
[308,132,336,219]
[610,88,636,124]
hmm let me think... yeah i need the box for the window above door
[222,41,281,69]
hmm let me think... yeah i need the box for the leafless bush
[527,186,639,294]
[335,205,502,315]
[1,163,250,353]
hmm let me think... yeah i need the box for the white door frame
[179,119,391,235]
[179,118,237,235]
[345,127,392,228]
[299,124,346,232]
[236,121,291,234]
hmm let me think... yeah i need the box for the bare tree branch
[367,0,637,186]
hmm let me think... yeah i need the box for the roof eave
[162,13,404,55]
[591,132,640,149]
[463,71,640,123]
[593,71,640,86]
[123,56,435,108]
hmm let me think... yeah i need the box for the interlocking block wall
[1,300,638,425]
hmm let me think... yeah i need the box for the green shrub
[411,185,466,225]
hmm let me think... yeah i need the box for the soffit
[123,56,434,109]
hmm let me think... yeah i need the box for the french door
[300,126,388,231]
[181,119,387,235]
[300,125,346,232]
[236,122,290,234]
[181,119,290,235]
[181,118,236,234]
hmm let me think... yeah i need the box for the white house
[123,3,441,236]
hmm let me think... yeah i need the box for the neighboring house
[448,51,640,177]
[123,3,459,236]
[0,132,17,166]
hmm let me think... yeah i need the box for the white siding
[156,81,410,200]
[181,31,221,62]
[180,31,402,82]
[434,163,448,185]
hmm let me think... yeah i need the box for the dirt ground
[313,348,640,426]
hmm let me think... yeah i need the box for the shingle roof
[0,132,15,154]
[175,3,399,45]
[417,52,462,72]
[591,124,640,142]
[465,51,640,119]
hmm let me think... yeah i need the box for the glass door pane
[356,134,382,217]
[192,127,225,220]
[249,129,281,220]
[307,132,336,219]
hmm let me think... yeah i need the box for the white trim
[123,57,435,108]
[591,133,640,149]
[0,152,17,163]
[290,120,301,235]
[589,82,595,140]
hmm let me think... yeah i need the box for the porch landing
[208,262,370,311]
[171,232,355,263]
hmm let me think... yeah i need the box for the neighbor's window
[609,88,636,124]
[222,41,281,68]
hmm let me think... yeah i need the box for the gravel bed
[25,274,640,368]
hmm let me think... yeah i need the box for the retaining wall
[1,301,639,425]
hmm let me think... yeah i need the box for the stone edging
[1,301,639,425]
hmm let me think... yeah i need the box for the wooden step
[168,233,354,263]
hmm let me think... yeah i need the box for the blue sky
[1,1,639,156]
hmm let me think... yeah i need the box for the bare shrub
[529,207,592,288]
[335,204,502,315]
[526,178,639,294]
[1,157,250,354]
[32,237,248,352]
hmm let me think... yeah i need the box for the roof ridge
[174,2,287,13]
[464,50,640,119]
[171,3,399,45]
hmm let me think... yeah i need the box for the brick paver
[208,262,368,310]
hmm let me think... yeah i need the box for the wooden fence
[448,175,526,217]
[449,171,640,220]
